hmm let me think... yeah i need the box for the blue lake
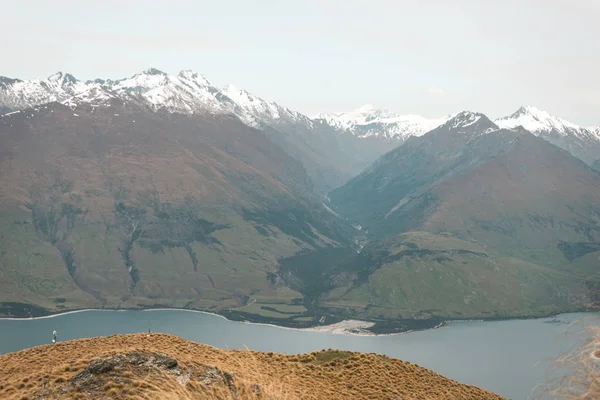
[1,310,596,399]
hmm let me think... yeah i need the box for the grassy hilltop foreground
[0,333,505,400]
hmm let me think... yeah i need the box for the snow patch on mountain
[62,85,121,109]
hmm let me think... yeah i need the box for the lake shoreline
[0,302,587,336]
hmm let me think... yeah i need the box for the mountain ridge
[2,70,600,186]
[3,70,598,143]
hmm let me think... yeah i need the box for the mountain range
[3,70,600,191]
[0,69,387,193]
[1,69,599,329]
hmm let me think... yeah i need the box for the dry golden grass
[540,325,600,400]
[0,333,506,399]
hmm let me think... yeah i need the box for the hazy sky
[3,0,599,125]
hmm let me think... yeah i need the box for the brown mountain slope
[0,98,352,321]
[422,133,600,265]
[0,333,506,400]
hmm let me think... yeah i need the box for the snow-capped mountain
[495,106,600,165]
[0,72,93,110]
[104,68,237,115]
[496,105,599,141]
[313,104,450,141]
[441,111,499,135]
[221,84,312,129]
[0,69,314,131]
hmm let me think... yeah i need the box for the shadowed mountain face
[0,99,353,318]
[259,119,398,193]
[276,113,600,322]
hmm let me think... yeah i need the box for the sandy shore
[299,319,377,335]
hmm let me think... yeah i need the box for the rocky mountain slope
[0,93,354,320]
[0,333,506,400]
[282,112,600,322]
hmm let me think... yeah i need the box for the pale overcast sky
[2,0,599,125]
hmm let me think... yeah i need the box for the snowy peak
[142,68,167,76]
[447,111,484,128]
[510,105,544,118]
[313,105,450,141]
[441,111,497,134]
[76,69,239,116]
[495,105,595,140]
[222,84,259,109]
[109,70,169,94]
[47,71,78,86]
[315,104,400,128]
[178,69,211,86]
[221,83,311,128]
[0,76,22,87]
[0,72,92,110]
[61,85,121,109]
[345,104,399,122]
